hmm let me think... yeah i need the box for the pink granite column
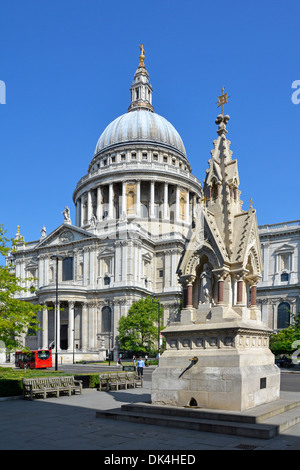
[186,284,193,307]
[218,280,224,303]
[251,285,257,306]
[237,281,243,304]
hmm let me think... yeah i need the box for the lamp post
[152,297,161,354]
[50,254,63,371]
[73,305,75,365]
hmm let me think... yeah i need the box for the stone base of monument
[151,319,281,412]
[95,392,300,440]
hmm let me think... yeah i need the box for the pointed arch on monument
[244,245,262,279]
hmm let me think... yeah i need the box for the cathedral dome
[94,109,186,158]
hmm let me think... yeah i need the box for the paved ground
[1,377,300,453]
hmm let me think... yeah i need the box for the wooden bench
[22,376,82,400]
[98,371,143,391]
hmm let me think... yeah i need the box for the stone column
[114,241,122,284]
[251,285,257,306]
[97,186,102,221]
[121,241,127,282]
[89,245,95,288]
[150,181,155,218]
[38,255,44,288]
[108,183,114,219]
[237,280,244,304]
[175,186,180,222]
[186,285,193,307]
[136,180,141,217]
[80,196,84,226]
[262,242,269,283]
[170,249,178,287]
[218,280,224,303]
[83,247,89,286]
[182,287,187,308]
[44,255,49,286]
[185,190,190,224]
[87,191,92,223]
[122,182,126,215]
[68,301,75,352]
[75,199,80,226]
[42,305,48,349]
[88,301,96,350]
[81,302,88,351]
[186,276,195,308]
[163,183,169,220]
[164,250,171,289]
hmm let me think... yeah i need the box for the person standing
[137,356,145,377]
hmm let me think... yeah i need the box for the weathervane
[217,87,230,115]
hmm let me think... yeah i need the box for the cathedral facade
[7,48,299,364]
[257,220,300,330]
[8,49,202,361]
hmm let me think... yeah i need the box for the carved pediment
[35,224,95,249]
[275,244,295,254]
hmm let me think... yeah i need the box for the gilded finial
[217,87,230,115]
[139,43,145,68]
[250,197,253,208]
[17,225,20,234]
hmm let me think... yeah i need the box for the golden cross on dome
[217,87,230,115]
[139,43,145,68]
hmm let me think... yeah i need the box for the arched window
[101,306,112,333]
[277,302,290,329]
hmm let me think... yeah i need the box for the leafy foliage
[117,296,163,354]
[0,225,44,351]
[269,311,300,356]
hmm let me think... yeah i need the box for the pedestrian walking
[137,356,145,377]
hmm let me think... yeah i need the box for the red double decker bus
[15,350,52,369]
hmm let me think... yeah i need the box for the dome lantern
[128,44,154,113]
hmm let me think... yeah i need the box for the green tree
[117,296,163,354]
[269,311,300,356]
[0,225,43,351]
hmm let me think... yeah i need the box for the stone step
[96,408,278,439]
[263,405,300,433]
[96,398,300,440]
[121,398,300,424]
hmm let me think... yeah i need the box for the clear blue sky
[1,0,299,250]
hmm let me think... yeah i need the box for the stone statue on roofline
[62,206,71,224]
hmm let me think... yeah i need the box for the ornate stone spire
[202,112,243,259]
[128,45,154,113]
